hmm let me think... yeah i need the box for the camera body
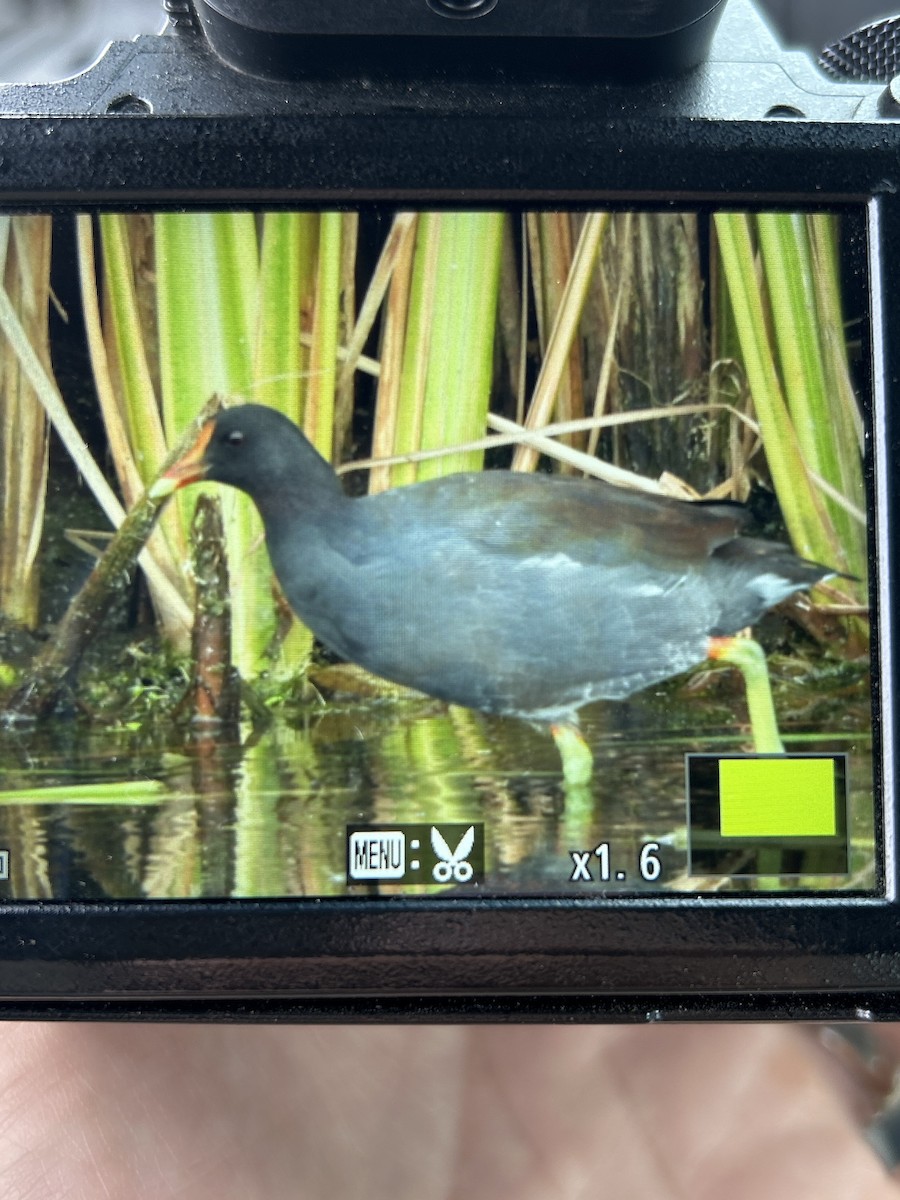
[0,0,896,1021]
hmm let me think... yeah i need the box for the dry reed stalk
[0,216,50,629]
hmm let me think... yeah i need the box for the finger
[0,1022,463,1200]
[833,1024,900,1174]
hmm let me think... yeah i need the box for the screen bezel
[0,109,895,1019]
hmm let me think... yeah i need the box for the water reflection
[0,690,876,900]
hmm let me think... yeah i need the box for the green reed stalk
[809,215,864,456]
[382,211,438,489]
[414,212,504,480]
[154,212,279,676]
[98,215,168,492]
[805,213,867,585]
[368,212,504,488]
[256,212,303,419]
[754,212,865,584]
[714,210,868,640]
[304,212,342,459]
[713,212,837,567]
[253,211,319,672]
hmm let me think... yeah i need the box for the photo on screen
[0,207,876,899]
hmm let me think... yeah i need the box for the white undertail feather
[752,569,833,608]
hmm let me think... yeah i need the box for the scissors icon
[431,826,475,883]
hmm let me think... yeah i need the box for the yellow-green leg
[551,721,595,846]
[550,721,594,786]
[708,635,784,754]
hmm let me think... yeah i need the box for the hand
[0,1022,897,1199]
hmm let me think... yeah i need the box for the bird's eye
[226,429,244,447]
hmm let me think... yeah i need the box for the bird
[154,403,836,783]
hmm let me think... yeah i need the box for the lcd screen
[0,207,878,900]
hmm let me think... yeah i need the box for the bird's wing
[370,471,749,571]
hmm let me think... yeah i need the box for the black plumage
[163,404,833,725]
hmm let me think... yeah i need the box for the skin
[0,1022,898,1199]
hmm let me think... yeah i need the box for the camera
[0,0,895,1021]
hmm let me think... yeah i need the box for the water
[0,675,876,901]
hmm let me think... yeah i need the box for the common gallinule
[157,404,835,782]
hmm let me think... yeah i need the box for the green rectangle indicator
[718,757,836,838]
[685,753,849,878]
